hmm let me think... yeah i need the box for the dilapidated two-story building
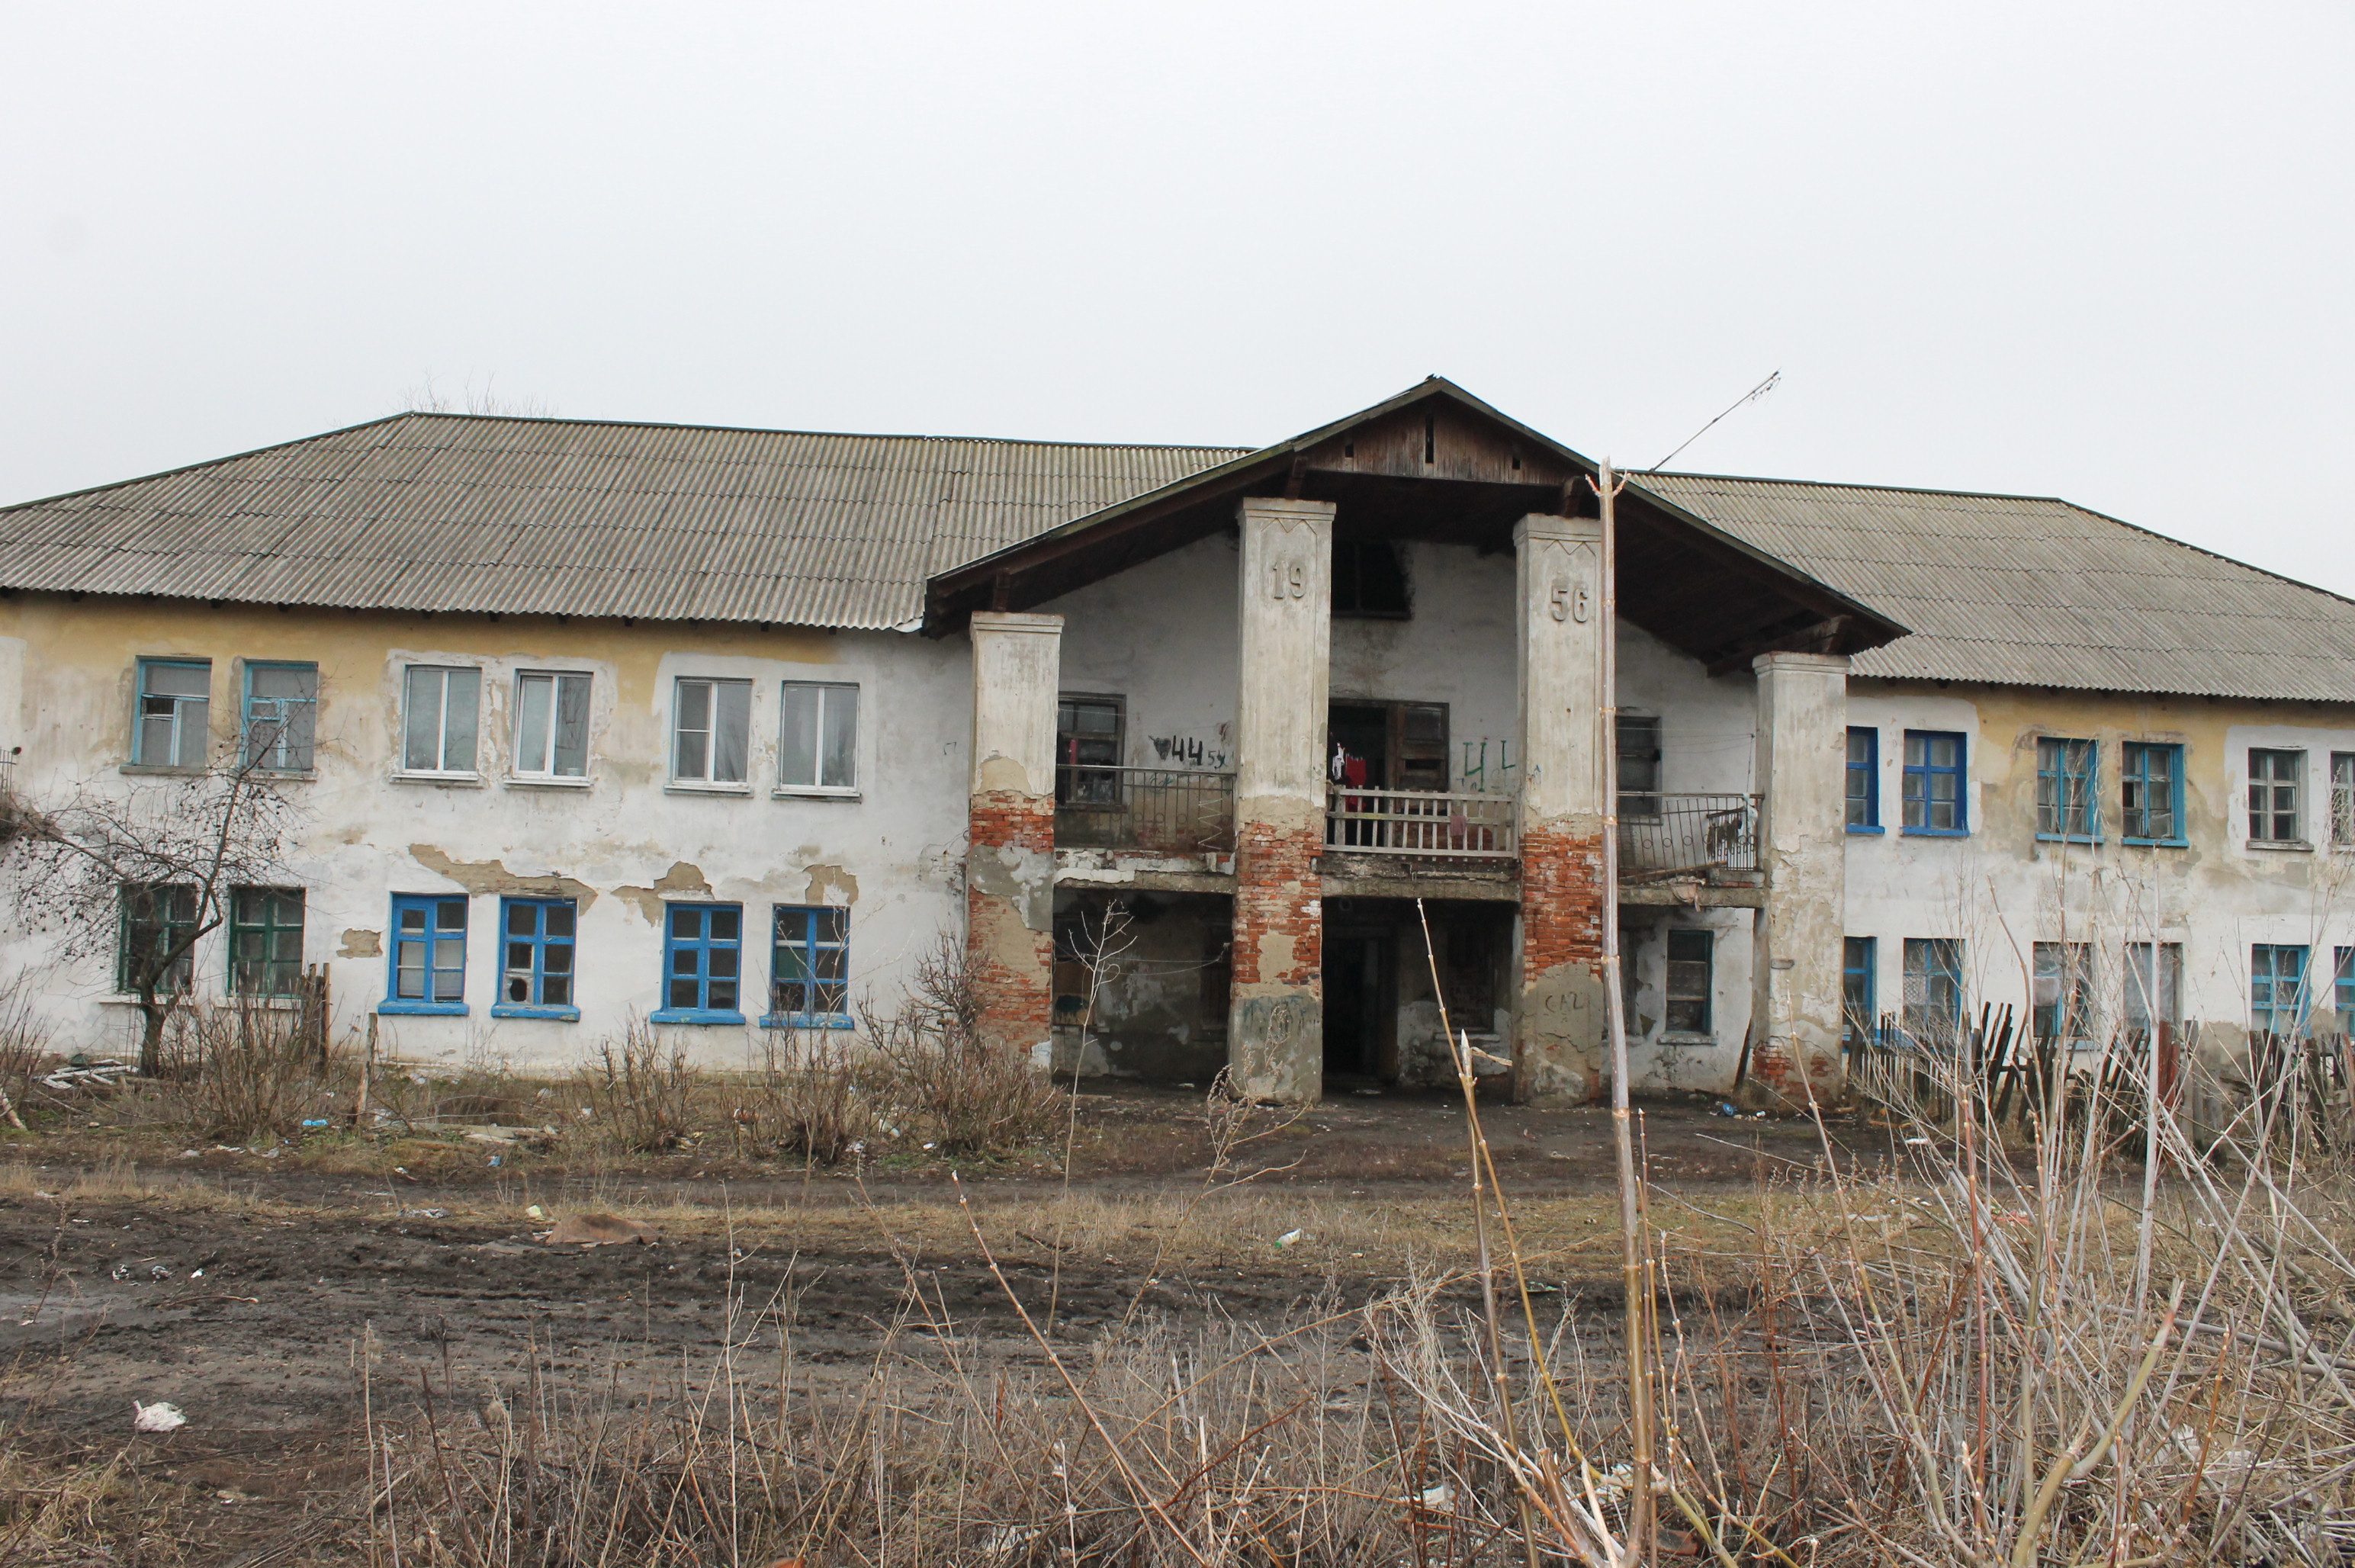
[7,379,2355,1102]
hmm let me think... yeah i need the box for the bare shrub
[166,1001,343,1143]
[739,1027,879,1165]
[575,1020,701,1152]
[0,970,48,1129]
[864,933,1065,1156]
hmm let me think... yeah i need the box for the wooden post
[354,1011,376,1130]
[1596,459,1654,1565]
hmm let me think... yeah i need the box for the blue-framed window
[2035,738,2099,842]
[2032,941,2096,1042]
[1846,728,1881,832]
[2336,947,2354,1030]
[495,897,579,1020]
[765,905,851,1027]
[2122,742,2185,845]
[383,895,467,1014]
[1902,937,1965,1046]
[2253,943,2310,1036]
[133,659,210,769]
[242,662,318,773]
[1842,937,1876,1049]
[1902,731,1967,835]
[654,903,744,1023]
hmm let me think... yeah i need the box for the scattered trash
[401,1207,448,1219]
[981,1525,1042,1553]
[32,1190,57,1199]
[178,1150,201,1158]
[148,1264,171,1281]
[42,1059,135,1091]
[1352,1087,1382,1097]
[1275,1229,1306,1248]
[1412,1482,1456,1511]
[487,1155,502,1168]
[545,1213,658,1247]
[133,1400,186,1433]
[1904,1136,1934,1146]
[525,1204,545,1220]
[300,1118,331,1129]
[1714,1100,1742,1117]
[110,1264,133,1280]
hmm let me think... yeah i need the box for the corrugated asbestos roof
[7,409,2355,704]
[0,413,1246,631]
[1636,472,2355,703]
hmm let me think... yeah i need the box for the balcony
[1326,788,1517,858]
[1055,765,1235,855]
[1619,792,1759,880]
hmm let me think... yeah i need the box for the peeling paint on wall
[339,928,382,958]
[409,846,599,907]
[612,862,714,924]
[802,863,860,907]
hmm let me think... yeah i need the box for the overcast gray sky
[5,3,2351,592]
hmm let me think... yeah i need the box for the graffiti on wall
[1149,734,1231,769]
[1460,738,1515,794]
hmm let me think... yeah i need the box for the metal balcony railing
[1618,792,1759,878]
[1055,765,1235,855]
[1326,787,1517,859]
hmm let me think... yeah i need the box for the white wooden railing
[1325,788,1517,859]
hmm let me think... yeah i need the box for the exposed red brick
[1231,818,1322,988]
[967,790,1055,1047]
[1517,822,1605,984]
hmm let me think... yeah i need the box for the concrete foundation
[965,612,1063,1057]
[1226,497,1335,1102]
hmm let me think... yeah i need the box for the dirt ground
[0,1088,1891,1562]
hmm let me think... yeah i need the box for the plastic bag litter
[133,1400,186,1433]
[1275,1229,1306,1248]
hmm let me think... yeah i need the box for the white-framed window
[400,666,481,776]
[514,671,591,779]
[673,677,751,786]
[779,682,858,793]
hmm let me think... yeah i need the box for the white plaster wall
[0,601,974,1072]
[1044,533,1242,770]
[1842,684,2355,1046]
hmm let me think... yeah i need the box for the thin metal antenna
[1645,369,1782,473]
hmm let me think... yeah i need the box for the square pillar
[1748,651,1849,1105]
[1512,514,1609,1104]
[1226,496,1335,1104]
[966,612,1064,1058]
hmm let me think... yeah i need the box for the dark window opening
[1332,538,1410,618]
[1057,695,1125,805]
[1329,700,1448,792]
[1664,928,1713,1034]
[1618,715,1663,820]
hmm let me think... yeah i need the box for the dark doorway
[1324,927,1390,1081]
[1328,700,1449,790]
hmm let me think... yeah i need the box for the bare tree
[0,751,299,1075]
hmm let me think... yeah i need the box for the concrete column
[1226,496,1335,1103]
[965,612,1064,1058]
[1512,514,1610,1104]
[1748,651,1850,1104]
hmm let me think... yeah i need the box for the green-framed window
[229,887,305,996]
